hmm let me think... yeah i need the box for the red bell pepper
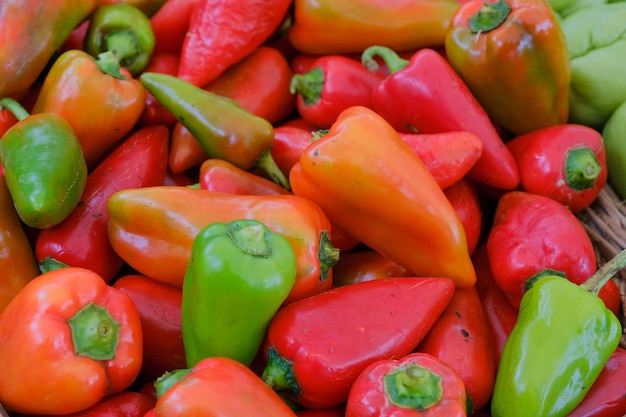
[399,131,483,190]
[0,267,143,415]
[261,277,456,408]
[149,0,200,56]
[151,357,298,416]
[444,178,483,256]
[113,274,187,378]
[34,391,156,417]
[296,406,346,417]
[362,46,520,190]
[137,53,179,128]
[177,0,292,87]
[487,190,621,313]
[290,54,384,128]
[35,125,169,283]
[345,352,467,417]
[506,124,607,212]
[206,46,296,124]
[270,125,315,178]
[568,346,626,417]
[331,249,412,287]
[417,285,497,413]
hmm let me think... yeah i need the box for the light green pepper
[602,99,626,200]
[560,3,626,129]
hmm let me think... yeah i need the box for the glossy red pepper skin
[0,108,18,137]
[35,125,169,283]
[296,406,345,417]
[417,285,497,412]
[345,352,467,417]
[199,158,291,195]
[444,178,482,256]
[137,53,179,127]
[270,125,314,178]
[167,122,207,175]
[206,46,296,124]
[150,0,200,56]
[331,250,411,287]
[487,191,620,312]
[177,0,292,87]
[568,347,626,417]
[261,277,456,409]
[506,124,607,212]
[291,55,384,128]
[472,245,518,367]
[399,131,483,190]
[33,391,156,417]
[365,47,519,190]
[113,274,186,378]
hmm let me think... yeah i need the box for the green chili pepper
[0,97,87,229]
[602,99,626,200]
[491,249,626,417]
[84,3,155,75]
[140,72,290,190]
[181,219,297,368]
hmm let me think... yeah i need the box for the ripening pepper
[0,97,87,229]
[290,105,476,287]
[0,171,40,313]
[84,3,155,75]
[490,250,625,417]
[559,3,626,129]
[182,219,297,367]
[140,72,289,189]
[287,0,460,55]
[0,0,97,97]
[137,53,179,127]
[151,357,298,417]
[506,123,607,212]
[345,352,467,417]
[32,49,146,169]
[107,186,339,304]
[445,0,570,135]
[602,99,626,200]
[0,267,143,415]
[199,159,291,196]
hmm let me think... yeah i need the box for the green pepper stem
[67,303,121,360]
[290,67,324,106]
[361,45,409,75]
[564,147,602,191]
[39,257,70,274]
[469,0,511,33]
[105,30,141,70]
[95,51,128,80]
[0,97,30,121]
[261,346,302,395]
[154,368,192,398]
[580,248,626,294]
[255,149,291,191]
[229,221,272,257]
[319,231,340,281]
[384,363,443,410]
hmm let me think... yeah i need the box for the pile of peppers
[0,0,626,416]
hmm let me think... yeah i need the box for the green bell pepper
[560,2,626,129]
[0,97,87,229]
[181,218,297,368]
[491,249,625,417]
[84,3,155,76]
[602,99,626,200]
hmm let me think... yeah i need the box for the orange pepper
[167,122,208,175]
[107,186,340,304]
[0,171,39,313]
[288,0,460,55]
[32,49,146,169]
[290,105,476,287]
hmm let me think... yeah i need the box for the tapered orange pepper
[107,186,340,304]
[288,0,460,55]
[0,171,40,313]
[32,49,146,169]
[290,106,476,287]
[0,0,97,97]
